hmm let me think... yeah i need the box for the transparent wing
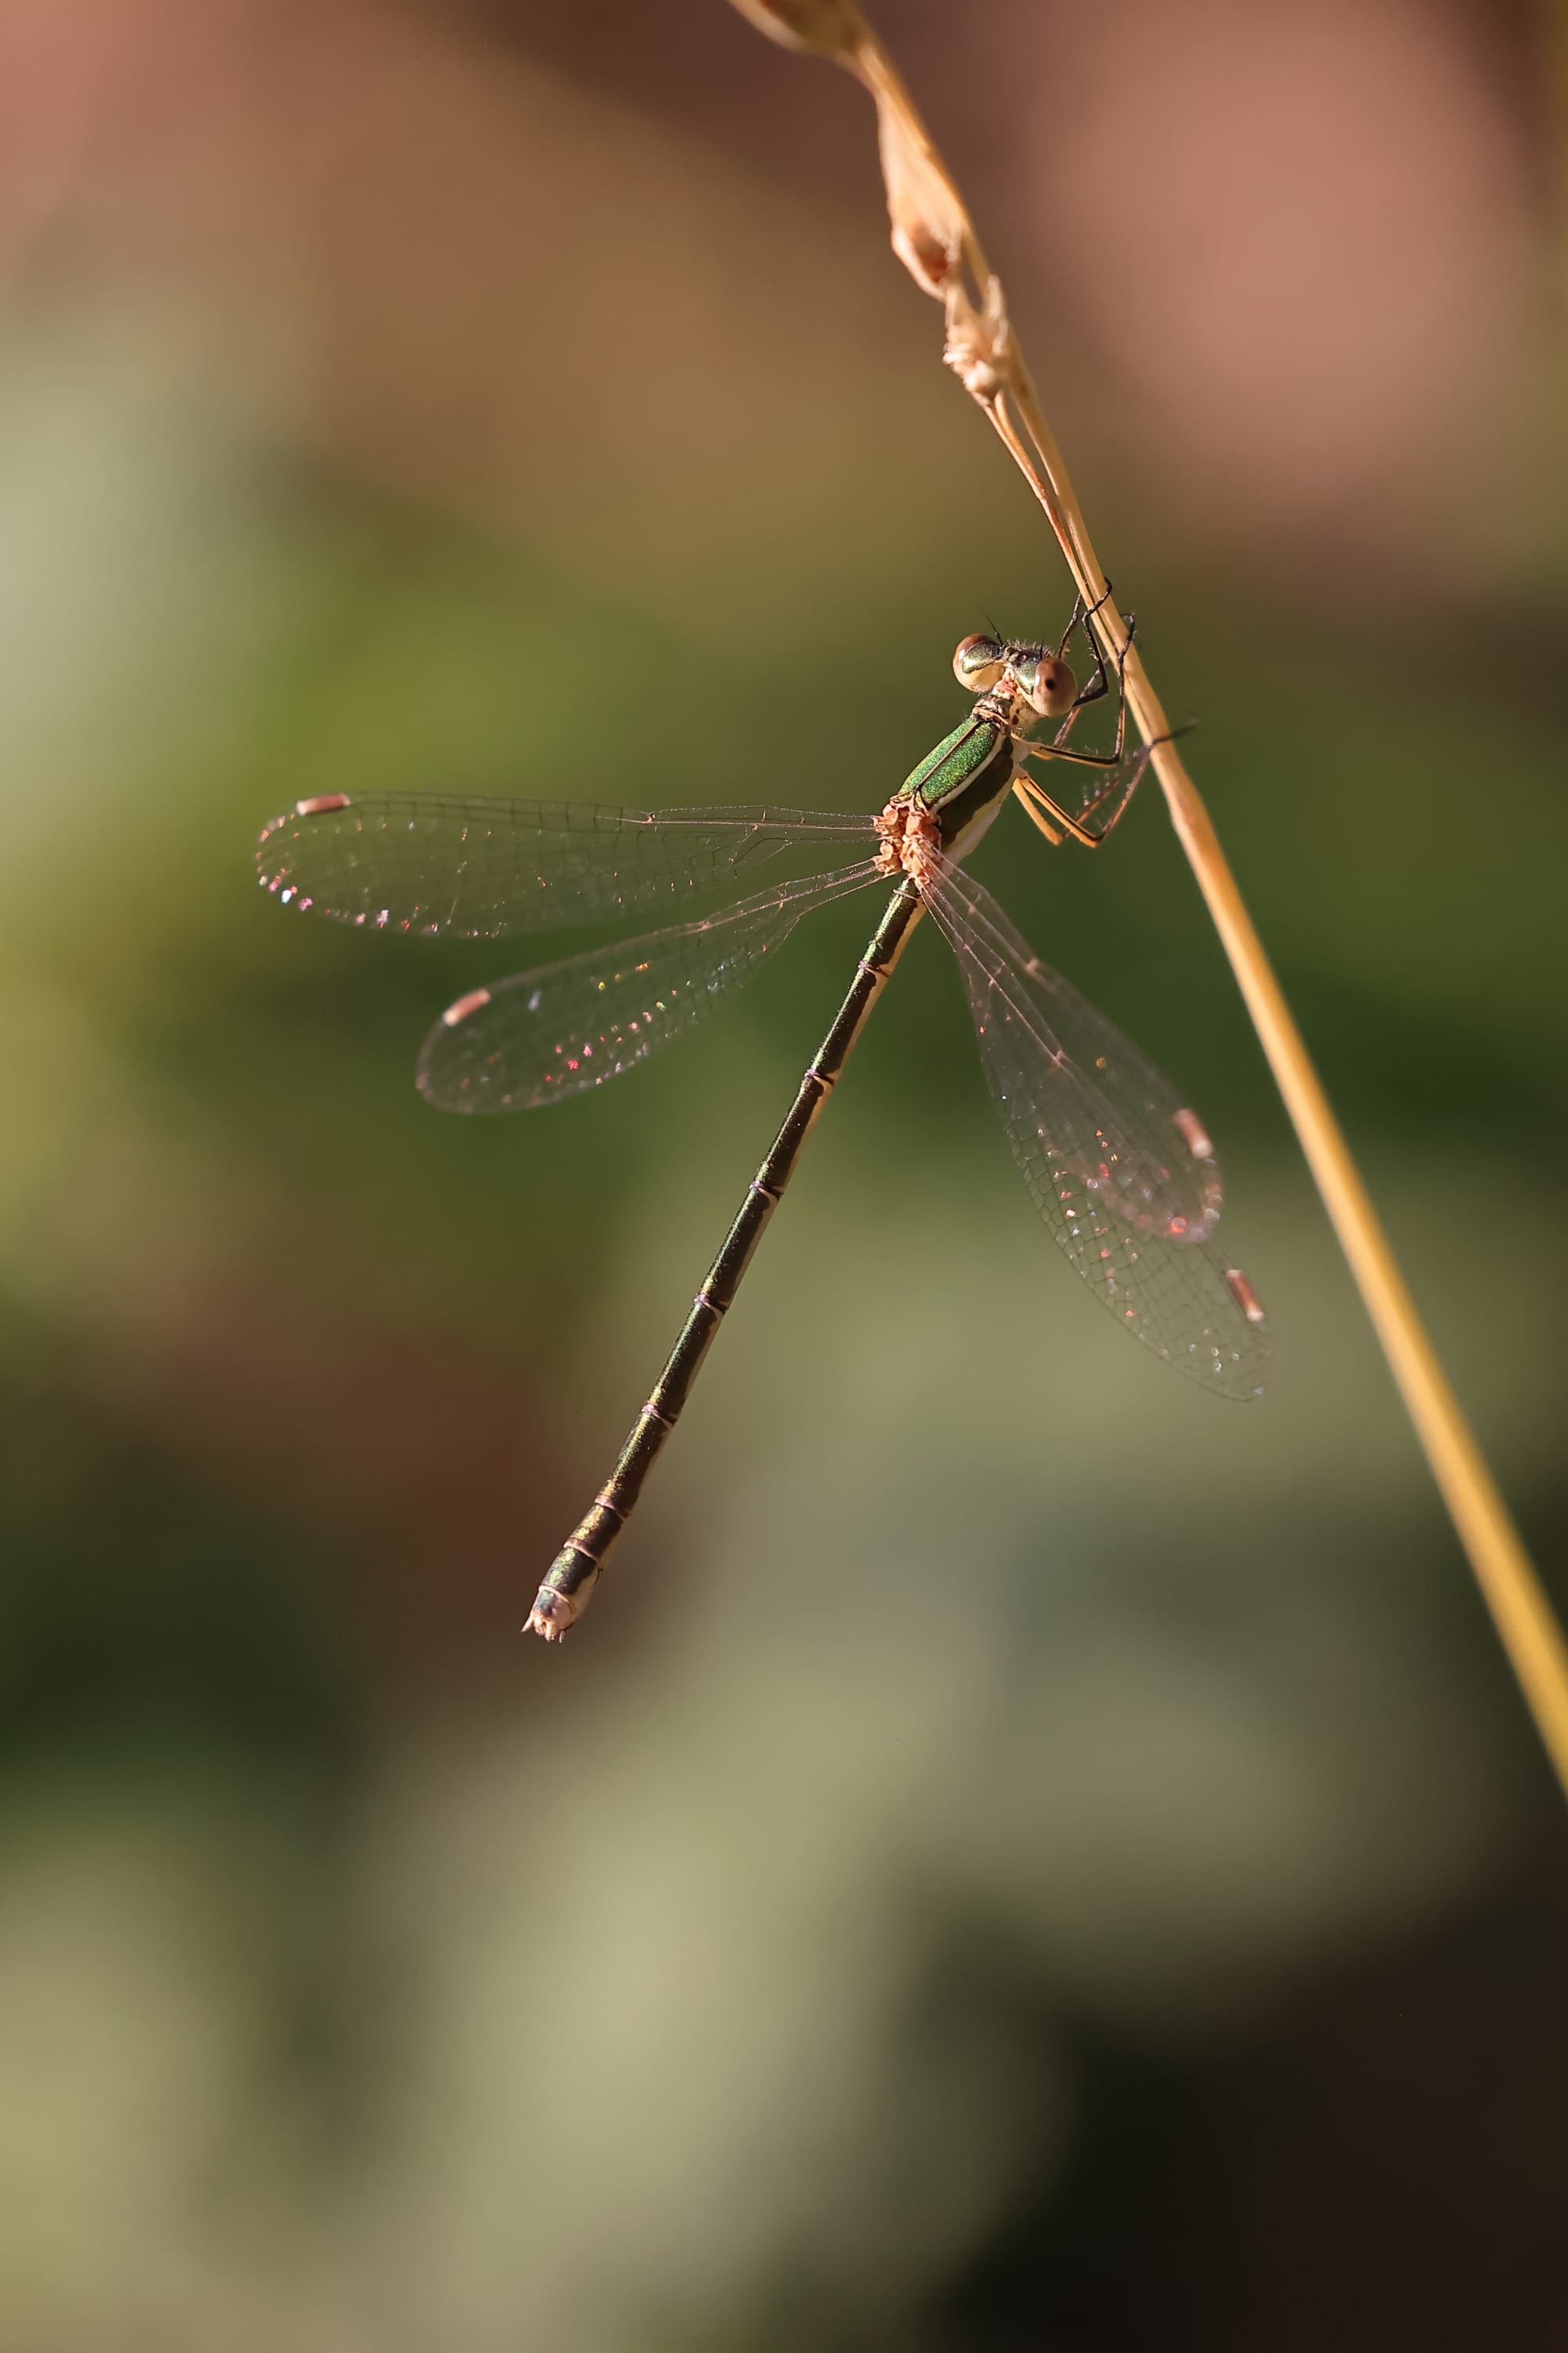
[921,858,1267,1399]
[934,862,1224,1238]
[256,793,879,939]
[418,861,882,1113]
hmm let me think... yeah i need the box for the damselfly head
[955,634,1077,717]
[953,633,1007,691]
[1012,648,1077,718]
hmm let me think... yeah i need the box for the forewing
[935,862,1224,1239]
[418,862,880,1113]
[922,861,1266,1398]
[256,793,878,939]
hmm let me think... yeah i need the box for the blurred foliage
[1,2,1567,2348]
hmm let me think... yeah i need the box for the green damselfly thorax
[258,598,1266,1639]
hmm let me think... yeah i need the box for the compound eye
[953,633,1005,691]
[1016,652,1076,717]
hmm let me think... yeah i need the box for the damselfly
[257,600,1266,1639]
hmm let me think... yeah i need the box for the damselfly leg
[1008,598,1166,850]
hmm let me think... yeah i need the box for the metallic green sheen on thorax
[896,715,1014,845]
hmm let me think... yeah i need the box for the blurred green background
[2,2,1566,2345]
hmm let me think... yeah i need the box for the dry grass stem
[727,0,1568,1799]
